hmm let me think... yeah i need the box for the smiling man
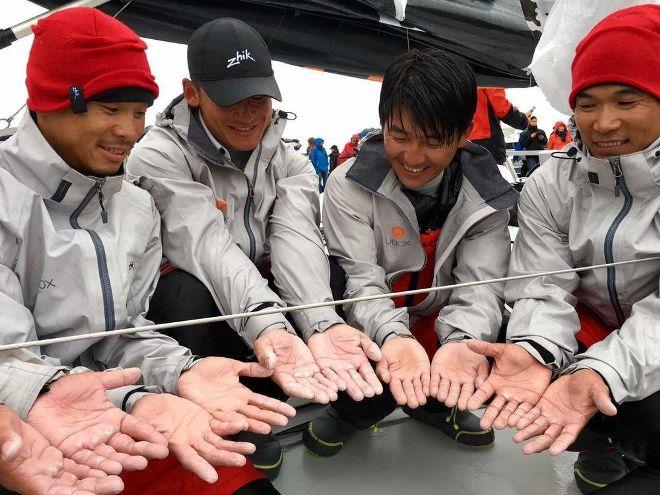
[127,18,383,479]
[465,5,660,494]
[306,49,518,457]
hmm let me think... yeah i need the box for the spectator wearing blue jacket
[310,137,329,192]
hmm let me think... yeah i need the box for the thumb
[591,388,617,417]
[256,345,278,370]
[0,410,22,462]
[375,357,391,384]
[360,336,383,362]
[466,340,502,359]
[240,362,274,379]
[97,368,142,390]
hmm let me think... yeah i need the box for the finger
[62,458,107,480]
[522,424,561,455]
[118,414,169,453]
[338,368,364,402]
[247,392,297,418]
[508,401,534,429]
[480,395,506,431]
[513,416,550,443]
[68,448,123,475]
[58,424,116,455]
[244,417,272,435]
[197,439,247,468]
[360,336,383,362]
[209,411,249,435]
[475,360,490,389]
[322,368,347,392]
[109,429,168,460]
[240,404,288,427]
[445,381,461,409]
[0,434,22,462]
[493,399,519,430]
[169,443,218,484]
[274,374,315,400]
[307,375,334,403]
[375,359,391,384]
[204,432,255,456]
[421,371,431,397]
[74,475,125,495]
[314,372,339,394]
[97,368,142,390]
[358,362,383,395]
[457,382,475,411]
[389,378,407,406]
[93,443,147,472]
[348,368,374,398]
[515,406,542,431]
[238,362,274,379]
[256,344,278,370]
[429,367,441,397]
[412,377,427,406]
[548,428,581,456]
[466,340,502,359]
[401,379,419,409]
[467,380,495,411]
[437,377,451,404]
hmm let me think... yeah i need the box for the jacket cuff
[509,338,566,371]
[242,313,291,347]
[439,329,473,345]
[563,359,627,404]
[374,321,412,347]
[0,362,68,420]
[295,307,345,341]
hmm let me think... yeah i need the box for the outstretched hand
[132,394,256,484]
[430,341,490,410]
[0,414,124,495]
[513,369,617,456]
[376,336,430,409]
[466,341,552,430]
[27,369,169,475]
[308,324,383,402]
[254,329,338,403]
[178,357,296,434]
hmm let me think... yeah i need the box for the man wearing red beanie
[465,5,660,494]
[0,7,295,495]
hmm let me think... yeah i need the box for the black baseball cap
[187,18,282,107]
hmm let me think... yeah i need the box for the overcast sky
[1,0,569,149]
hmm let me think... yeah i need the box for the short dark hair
[379,49,477,145]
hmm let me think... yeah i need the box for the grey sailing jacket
[0,113,194,419]
[506,135,660,403]
[323,134,517,347]
[127,96,343,343]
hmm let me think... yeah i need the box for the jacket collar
[346,132,518,211]
[158,95,288,169]
[1,113,124,207]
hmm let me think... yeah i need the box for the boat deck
[273,406,581,495]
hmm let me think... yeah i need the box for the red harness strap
[120,456,265,495]
[391,229,441,359]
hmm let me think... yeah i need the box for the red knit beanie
[26,7,159,113]
[569,4,660,109]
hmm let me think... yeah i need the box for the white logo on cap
[227,49,255,68]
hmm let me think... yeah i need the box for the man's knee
[232,479,281,495]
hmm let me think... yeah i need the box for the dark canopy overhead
[32,0,544,87]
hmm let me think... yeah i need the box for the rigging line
[0,256,659,352]
[113,0,134,18]
[0,103,26,129]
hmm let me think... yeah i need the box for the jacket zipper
[243,144,263,261]
[69,180,115,331]
[604,157,632,326]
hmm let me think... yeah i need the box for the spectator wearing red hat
[0,7,295,495]
[546,120,573,151]
[467,5,660,494]
[337,133,360,165]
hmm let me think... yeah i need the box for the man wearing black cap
[128,18,384,480]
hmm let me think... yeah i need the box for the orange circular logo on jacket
[391,226,405,239]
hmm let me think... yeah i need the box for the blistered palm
[254,329,338,403]
[430,341,490,410]
[376,336,431,409]
[0,418,124,495]
[466,341,552,430]
[513,370,617,456]
[308,324,383,401]
[27,369,169,475]
[178,357,296,434]
[132,394,256,484]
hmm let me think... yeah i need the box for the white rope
[0,256,658,352]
